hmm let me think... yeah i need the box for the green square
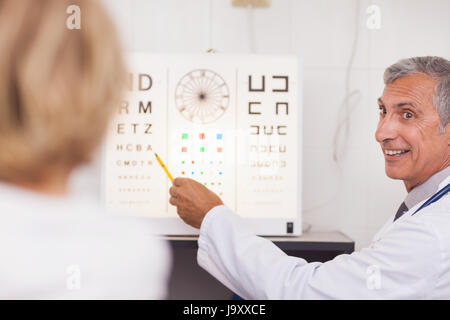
[182,133,188,139]
[200,147,205,152]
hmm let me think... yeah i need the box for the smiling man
[169,56,450,299]
[378,71,449,186]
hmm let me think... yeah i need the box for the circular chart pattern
[175,69,230,124]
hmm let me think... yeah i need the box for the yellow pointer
[154,152,174,182]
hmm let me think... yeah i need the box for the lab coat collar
[371,173,450,244]
[395,174,450,223]
[404,166,450,210]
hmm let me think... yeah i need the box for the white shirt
[0,183,171,299]
[197,175,450,299]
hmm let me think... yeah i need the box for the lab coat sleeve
[197,205,442,299]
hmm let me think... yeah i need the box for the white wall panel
[78,0,450,251]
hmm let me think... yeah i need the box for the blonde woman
[0,0,171,299]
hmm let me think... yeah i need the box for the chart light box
[103,53,302,236]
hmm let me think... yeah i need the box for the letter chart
[104,53,300,222]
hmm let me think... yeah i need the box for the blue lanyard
[412,183,450,215]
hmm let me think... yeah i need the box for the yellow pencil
[154,152,174,182]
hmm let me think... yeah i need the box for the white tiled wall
[71,0,450,250]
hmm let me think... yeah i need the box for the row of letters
[114,144,287,153]
[115,123,289,135]
[118,101,290,116]
[127,73,290,93]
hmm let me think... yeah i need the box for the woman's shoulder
[0,187,171,299]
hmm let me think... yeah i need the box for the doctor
[169,56,450,299]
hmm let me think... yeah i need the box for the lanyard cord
[412,183,450,215]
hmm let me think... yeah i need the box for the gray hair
[384,56,450,131]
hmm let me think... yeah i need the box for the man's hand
[169,177,223,229]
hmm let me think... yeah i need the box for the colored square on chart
[216,133,223,140]
[199,133,205,140]
[182,133,188,139]
[181,147,187,152]
[217,147,223,153]
[200,147,205,152]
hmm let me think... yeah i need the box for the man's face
[375,73,450,191]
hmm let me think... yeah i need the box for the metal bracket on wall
[232,0,270,8]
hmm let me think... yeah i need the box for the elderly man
[169,56,450,299]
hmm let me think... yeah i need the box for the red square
[217,147,223,153]
[181,147,187,152]
[199,133,205,140]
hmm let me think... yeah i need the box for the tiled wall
[70,0,450,250]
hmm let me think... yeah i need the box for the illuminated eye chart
[103,53,301,235]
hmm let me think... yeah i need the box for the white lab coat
[0,183,171,299]
[197,176,450,299]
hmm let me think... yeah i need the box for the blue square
[216,133,223,140]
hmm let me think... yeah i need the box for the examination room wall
[69,0,450,250]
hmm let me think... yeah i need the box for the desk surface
[162,231,355,253]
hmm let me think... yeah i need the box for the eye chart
[103,53,302,235]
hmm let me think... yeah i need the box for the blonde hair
[0,0,125,183]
